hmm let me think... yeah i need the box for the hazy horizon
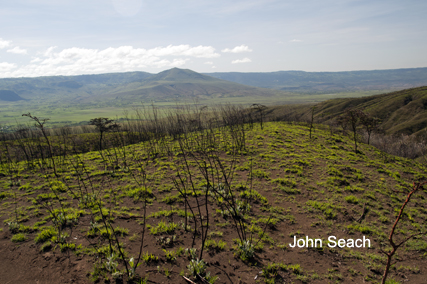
[2,66,427,81]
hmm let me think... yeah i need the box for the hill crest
[143,68,216,83]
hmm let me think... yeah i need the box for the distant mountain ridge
[205,67,427,93]
[0,68,283,105]
[1,67,426,101]
[0,67,426,103]
[0,71,153,100]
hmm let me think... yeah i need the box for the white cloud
[290,39,302,42]
[0,38,11,49]
[7,46,28,55]
[0,44,220,77]
[222,45,253,53]
[204,61,214,65]
[44,46,58,57]
[30,57,42,63]
[147,45,220,58]
[231,57,252,64]
[170,58,188,67]
[152,58,188,68]
[0,62,17,71]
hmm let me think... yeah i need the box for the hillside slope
[0,121,426,283]
[313,86,427,136]
[0,90,25,101]
[0,71,153,100]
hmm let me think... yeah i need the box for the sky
[0,0,426,78]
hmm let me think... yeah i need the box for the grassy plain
[0,90,389,127]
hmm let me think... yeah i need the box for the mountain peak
[144,68,217,83]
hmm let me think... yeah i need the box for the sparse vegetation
[0,101,426,283]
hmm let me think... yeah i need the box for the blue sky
[0,0,426,77]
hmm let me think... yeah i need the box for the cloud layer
[231,58,252,64]
[0,38,11,49]
[7,46,27,54]
[222,45,253,53]
[0,62,17,71]
[0,44,223,77]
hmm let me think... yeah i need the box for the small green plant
[344,195,359,204]
[128,257,141,279]
[278,186,301,194]
[205,239,227,252]
[11,233,27,242]
[347,267,359,276]
[51,212,77,228]
[252,169,270,179]
[35,227,57,243]
[142,252,159,264]
[262,263,284,279]
[148,221,178,235]
[163,267,171,277]
[272,178,296,187]
[235,239,255,261]
[163,249,177,262]
[262,263,303,282]
[89,263,105,282]
[0,192,9,200]
[296,274,310,283]
[113,226,129,236]
[156,235,177,247]
[187,258,206,276]
[105,253,118,273]
[186,259,218,283]
[129,233,139,242]
[112,270,123,281]
[127,187,154,201]
[51,232,69,244]
[288,264,302,275]
[59,242,76,252]
[7,221,20,234]
[185,248,197,259]
[306,200,338,219]
[220,199,250,219]
[240,189,268,204]
[208,231,223,238]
